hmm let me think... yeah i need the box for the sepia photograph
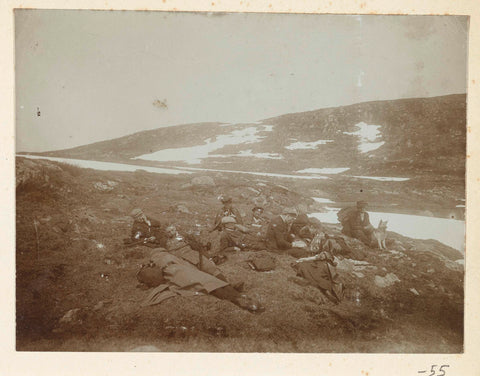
[14,10,467,354]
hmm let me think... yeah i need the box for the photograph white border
[1,1,479,375]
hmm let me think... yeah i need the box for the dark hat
[356,201,368,208]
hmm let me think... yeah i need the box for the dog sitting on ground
[371,220,388,250]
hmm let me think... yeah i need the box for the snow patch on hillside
[285,139,333,150]
[344,122,385,153]
[134,125,273,164]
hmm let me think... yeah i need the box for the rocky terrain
[16,157,464,352]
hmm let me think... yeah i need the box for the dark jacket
[265,215,292,250]
[131,217,167,247]
[347,210,372,231]
[291,214,314,240]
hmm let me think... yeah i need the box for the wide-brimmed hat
[221,216,236,224]
[129,208,144,219]
[252,206,264,213]
[356,201,368,209]
[282,207,297,216]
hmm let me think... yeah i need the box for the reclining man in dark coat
[340,201,374,246]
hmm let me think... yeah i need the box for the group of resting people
[127,197,377,312]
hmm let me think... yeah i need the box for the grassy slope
[16,158,463,352]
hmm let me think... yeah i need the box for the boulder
[374,273,400,288]
[93,182,114,191]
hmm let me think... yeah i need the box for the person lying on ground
[140,249,264,313]
[292,250,345,304]
[211,196,243,232]
[126,208,167,247]
[165,225,228,281]
[265,207,311,258]
[338,201,374,246]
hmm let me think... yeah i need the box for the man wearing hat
[341,201,374,245]
[129,208,167,247]
[212,195,244,232]
[265,207,299,252]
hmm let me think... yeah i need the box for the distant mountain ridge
[36,94,466,177]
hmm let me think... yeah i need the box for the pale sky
[15,11,468,152]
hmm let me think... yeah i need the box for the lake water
[18,154,329,180]
[310,206,465,253]
[351,176,410,182]
[17,155,191,175]
[298,167,350,174]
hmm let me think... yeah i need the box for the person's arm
[273,224,292,249]
[131,222,142,240]
[220,233,241,252]
[233,207,244,225]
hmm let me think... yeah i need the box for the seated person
[211,196,243,232]
[290,213,316,242]
[265,208,310,258]
[141,249,264,313]
[339,201,374,246]
[250,206,268,227]
[219,216,249,252]
[127,208,167,247]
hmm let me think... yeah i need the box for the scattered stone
[106,180,118,187]
[443,260,463,272]
[175,204,190,214]
[271,184,289,193]
[40,216,52,223]
[427,268,435,273]
[93,182,114,191]
[59,308,82,324]
[191,176,215,187]
[410,288,420,296]
[374,273,400,288]
[247,187,260,194]
[93,301,105,311]
[352,271,365,278]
